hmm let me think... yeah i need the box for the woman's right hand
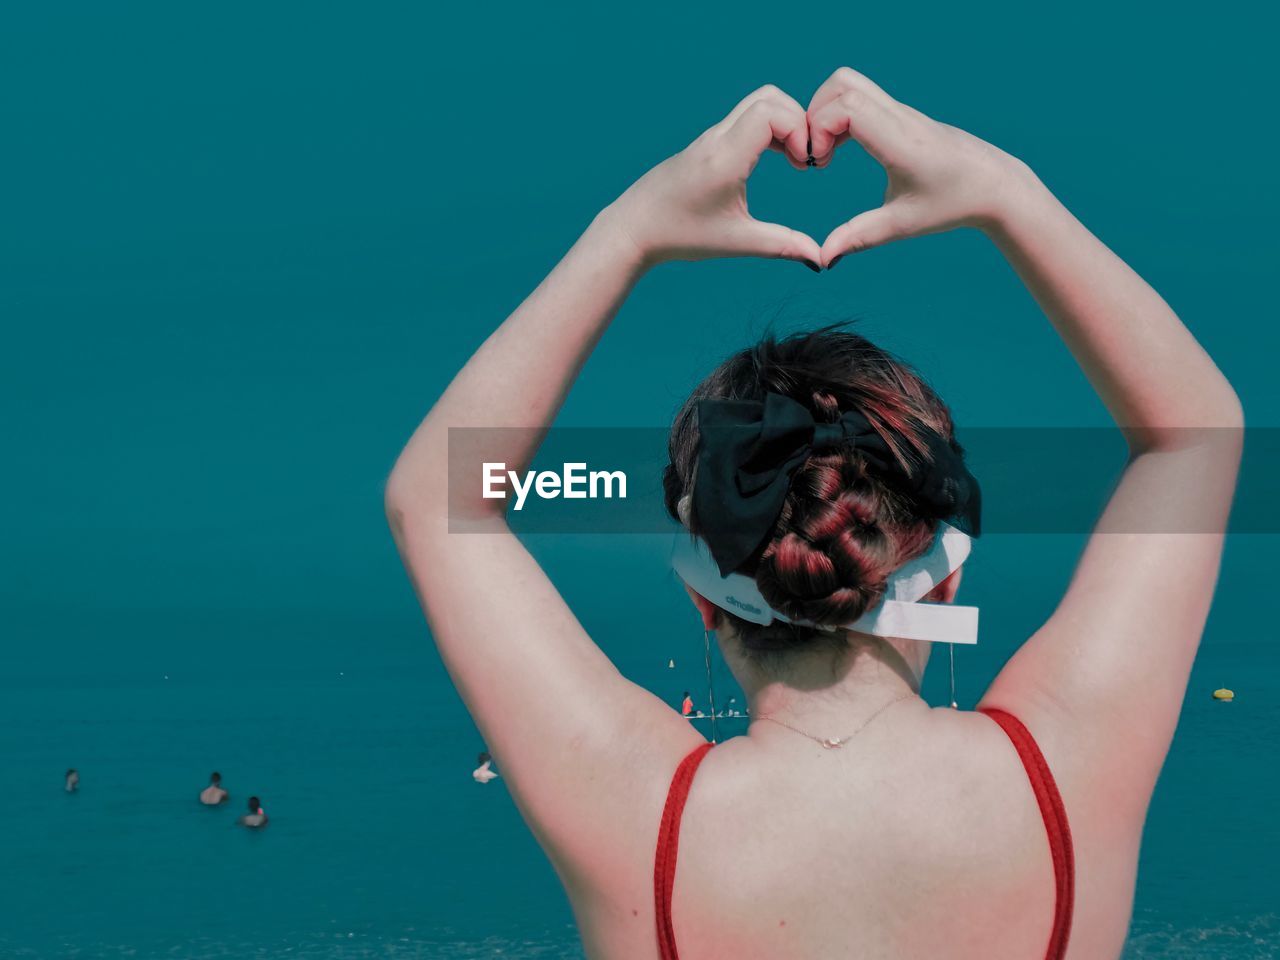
[604,86,823,270]
[806,68,1038,265]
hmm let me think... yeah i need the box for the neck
[730,631,929,727]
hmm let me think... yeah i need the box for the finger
[723,99,810,170]
[728,218,823,267]
[821,205,903,263]
[806,66,894,120]
[734,98,811,168]
[808,89,900,168]
[767,139,813,171]
[806,126,851,170]
[702,85,800,163]
[807,69,900,168]
[720,83,798,128]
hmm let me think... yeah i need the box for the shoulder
[554,725,707,899]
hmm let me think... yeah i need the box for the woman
[385,69,1241,959]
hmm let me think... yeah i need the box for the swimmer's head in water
[664,324,968,660]
[477,752,491,766]
[247,795,260,812]
[210,771,221,784]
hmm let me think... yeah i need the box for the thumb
[821,205,903,265]
[730,218,823,270]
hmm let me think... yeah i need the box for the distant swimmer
[473,751,499,784]
[65,769,79,793]
[681,691,694,717]
[200,771,229,805]
[237,796,268,829]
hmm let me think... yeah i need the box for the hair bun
[753,454,897,626]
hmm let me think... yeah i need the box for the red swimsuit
[654,707,1074,960]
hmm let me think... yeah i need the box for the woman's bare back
[569,704,1132,960]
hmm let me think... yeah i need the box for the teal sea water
[2,3,1278,957]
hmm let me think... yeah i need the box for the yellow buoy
[1212,688,1234,701]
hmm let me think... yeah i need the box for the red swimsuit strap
[653,714,1073,960]
[979,707,1076,959]
[654,741,713,960]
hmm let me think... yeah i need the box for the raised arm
[384,87,821,884]
[806,68,1242,811]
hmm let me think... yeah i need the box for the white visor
[671,522,978,644]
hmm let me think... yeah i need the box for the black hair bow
[692,392,981,576]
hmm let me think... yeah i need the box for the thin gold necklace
[752,692,916,749]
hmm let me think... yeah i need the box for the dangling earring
[948,643,958,709]
[703,628,721,743]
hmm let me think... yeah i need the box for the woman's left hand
[604,85,823,269]
[806,67,1035,265]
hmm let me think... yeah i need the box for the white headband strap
[670,522,978,645]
